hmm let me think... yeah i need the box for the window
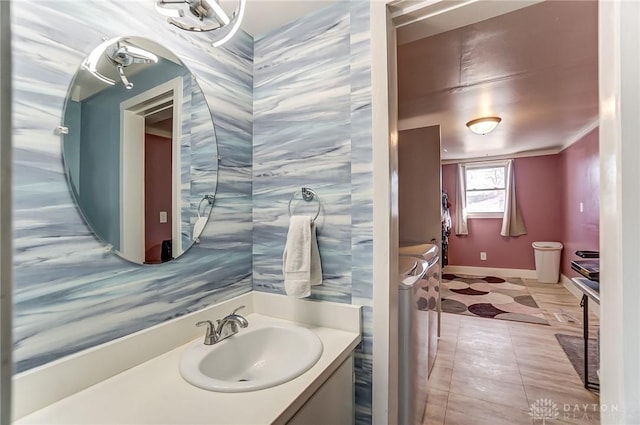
[465,163,507,216]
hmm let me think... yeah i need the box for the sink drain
[238,378,249,382]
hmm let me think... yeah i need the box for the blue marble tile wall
[12,0,253,372]
[253,1,352,302]
[253,2,373,423]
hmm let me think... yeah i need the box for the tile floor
[423,277,600,425]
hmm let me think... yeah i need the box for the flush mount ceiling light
[466,116,502,135]
[155,0,246,47]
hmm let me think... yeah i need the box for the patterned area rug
[441,273,549,325]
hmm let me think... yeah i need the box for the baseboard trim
[560,274,583,298]
[443,265,537,279]
[560,274,600,318]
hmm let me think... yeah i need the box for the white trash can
[532,241,563,283]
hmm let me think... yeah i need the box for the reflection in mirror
[62,36,218,265]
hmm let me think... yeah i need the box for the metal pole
[581,294,589,390]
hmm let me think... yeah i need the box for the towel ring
[197,195,215,218]
[288,187,321,222]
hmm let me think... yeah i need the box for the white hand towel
[283,216,322,298]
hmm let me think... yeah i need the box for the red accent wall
[559,128,599,277]
[443,155,564,269]
[144,133,173,264]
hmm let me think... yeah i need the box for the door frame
[119,77,183,263]
[598,2,640,422]
[371,2,547,421]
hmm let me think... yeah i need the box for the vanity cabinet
[287,356,354,425]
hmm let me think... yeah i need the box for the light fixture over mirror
[466,116,502,135]
[62,36,219,265]
[154,0,246,47]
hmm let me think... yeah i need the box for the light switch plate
[480,252,487,261]
[159,211,167,223]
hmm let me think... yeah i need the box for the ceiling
[222,0,338,38]
[397,0,599,161]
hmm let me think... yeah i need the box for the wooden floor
[423,277,600,425]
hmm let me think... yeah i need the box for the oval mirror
[61,36,218,265]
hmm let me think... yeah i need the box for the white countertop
[16,313,360,425]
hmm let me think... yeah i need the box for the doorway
[144,110,174,264]
[395,2,600,424]
[368,1,640,424]
[120,77,182,264]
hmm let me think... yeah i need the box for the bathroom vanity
[14,293,361,424]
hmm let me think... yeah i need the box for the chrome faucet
[196,305,249,345]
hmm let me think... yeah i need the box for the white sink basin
[179,323,323,392]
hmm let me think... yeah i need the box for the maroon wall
[443,130,599,273]
[559,128,600,277]
[443,155,564,270]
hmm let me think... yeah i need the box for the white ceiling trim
[389,0,471,27]
[392,0,544,45]
[559,118,600,152]
[440,118,599,165]
[441,147,564,165]
[441,117,599,164]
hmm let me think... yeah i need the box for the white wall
[599,1,640,423]
[371,2,398,423]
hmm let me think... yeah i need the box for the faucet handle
[196,320,214,329]
[230,305,246,316]
[196,320,216,345]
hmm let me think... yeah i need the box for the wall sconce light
[155,0,246,47]
[466,116,502,135]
